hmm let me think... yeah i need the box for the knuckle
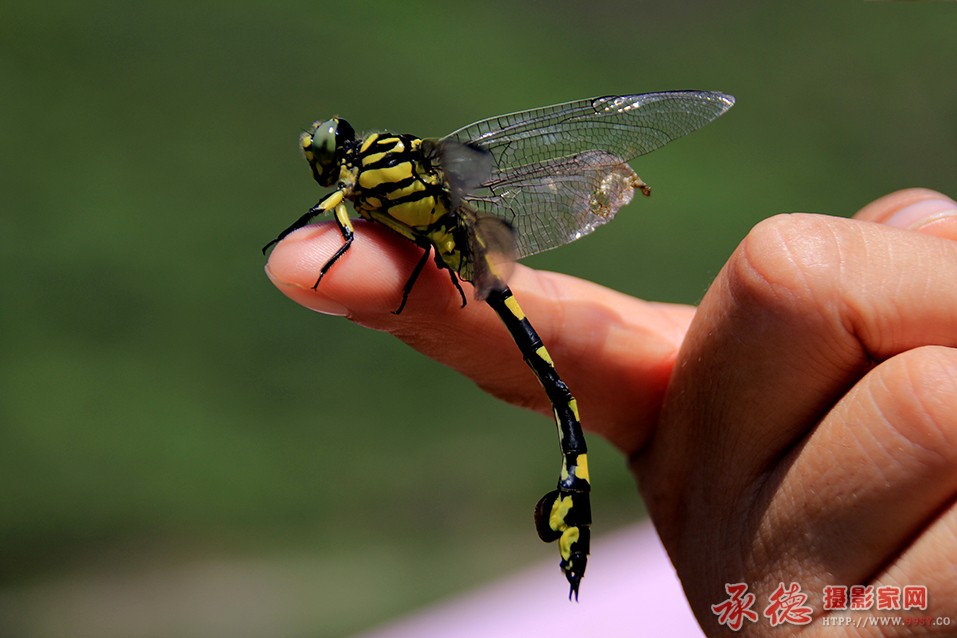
[727,213,847,313]
[873,346,957,464]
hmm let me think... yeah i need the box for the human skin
[266,188,957,636]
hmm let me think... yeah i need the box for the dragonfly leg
[312,199,355,289]
[393,245,432,314]
[263,190,346,254]
[432,248,467,308]
[393,245,468,314]
[447,270,467,308]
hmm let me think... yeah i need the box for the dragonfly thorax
[344,132,468,273]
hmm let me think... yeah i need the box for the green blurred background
[2,1,955,636]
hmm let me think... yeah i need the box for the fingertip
[264,225,352,316]
[263,221,472,320]
[264,265,351,317]
[856,188,957,240]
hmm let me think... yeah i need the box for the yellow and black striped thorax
[349,134,450,226]
[306,124,470,275]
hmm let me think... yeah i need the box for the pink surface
[355,522,703,638]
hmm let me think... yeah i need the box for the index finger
[264,221,695,453]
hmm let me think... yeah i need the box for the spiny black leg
[262,201,326,254]
[393,245,432,315]
[447,270,467,308]
[313,225,355,289]
[431,250,467,308]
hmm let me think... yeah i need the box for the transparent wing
[441,91,734,258]
[463,150,644,259]
[457,211,518,299]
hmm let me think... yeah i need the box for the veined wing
[441,91,734,258]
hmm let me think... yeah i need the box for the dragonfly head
[300,117,355,187]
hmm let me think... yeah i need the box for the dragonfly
[264,90,735,599]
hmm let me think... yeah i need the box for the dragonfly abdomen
[484,285,591,599]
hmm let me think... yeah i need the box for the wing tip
[593,90,736,115]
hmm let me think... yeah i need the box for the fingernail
[884,197,957,230]
[298,295,350,317]
[264,265,350,317]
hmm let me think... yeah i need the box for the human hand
[633,188,957,634]
[265,188,957,635]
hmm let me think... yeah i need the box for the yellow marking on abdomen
[559,526,580,560]
[549,495,574,531]
[504,295,525,320]
[568,398,580,422]
[574,453,589,483]
[534,345,554,367]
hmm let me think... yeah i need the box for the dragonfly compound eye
[301,117,355,186]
